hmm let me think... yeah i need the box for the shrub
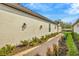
[45,35,50,40]
[29,41,37,46]
[29,37,40,46]
[21,40,29,46]
[52,44,58,56]
[46,44,59,56]
[46,48,53,56]
[40,36,46,42]
[64,32,78,56]
[5,44,15,53]
[0,44,15,56]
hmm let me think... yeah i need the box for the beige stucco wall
[0,7,58,48]
[58,24,62,32]
[58,26,62,32]
[74,23,79,34]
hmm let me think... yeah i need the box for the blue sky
[20,3,79,24]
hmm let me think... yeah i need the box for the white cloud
[24,3,79,15]
[62,16,79,24]
[67,3,79,14]
[25,3,52,12]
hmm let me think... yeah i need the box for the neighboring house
[56,22,62,32]
[73,19,79,34]
[55,21,62,32]
[0,3,61,48]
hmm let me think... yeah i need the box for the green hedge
[64,32,78,56]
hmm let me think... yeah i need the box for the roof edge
[73,19,79,26]
[2,3,56,24]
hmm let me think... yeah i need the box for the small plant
[29,41,37,46]
[45,35,50,40]
[21,40,29,46]
[6,44,15,53]
[40,36,46,42]
[52,44,58,56]
[0,44,15,56]
[29,37,39,46]
[46,48,53,56]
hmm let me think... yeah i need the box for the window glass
[22,23,26,31]
[49,24,51,32]
[40,25,42,30]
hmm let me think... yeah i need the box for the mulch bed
[10,43,41,55]
[58,36,68,56]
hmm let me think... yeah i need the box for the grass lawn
[64,32,78,56]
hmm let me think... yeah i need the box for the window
[22,23,26,31]
[49,24,51,32]
[55,25,57,29]
[40,25,43,30]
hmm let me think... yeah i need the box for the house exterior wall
[74,23,79,34]
[55,24,62,33]
[0,4,58,48]
[51,24,57,33]
[58,26,62,32]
